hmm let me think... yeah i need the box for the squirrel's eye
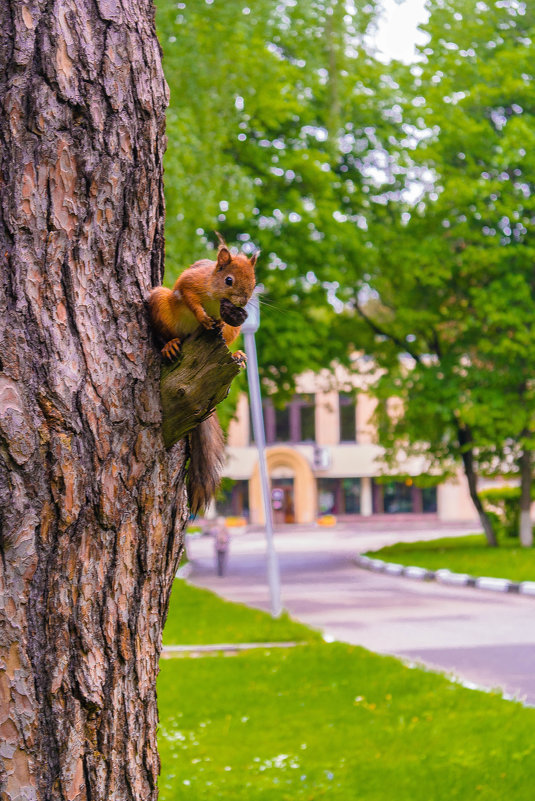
[225,275,234,286]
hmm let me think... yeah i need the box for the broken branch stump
[160,328,241,448]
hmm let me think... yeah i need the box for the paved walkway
[187,520,535,705]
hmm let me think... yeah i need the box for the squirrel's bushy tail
[187,413,225,516]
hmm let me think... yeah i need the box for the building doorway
[271,478,295,524]
[249,446,316,524]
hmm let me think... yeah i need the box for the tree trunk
[0,2,188,798]
[519,448,533,548]
[325,0,343,160]
[457,424,498,547]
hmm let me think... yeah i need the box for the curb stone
[354,554,533,596]
[161,641,303,657]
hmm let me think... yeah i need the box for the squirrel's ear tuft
[217,247,232,269]
[215,231,231,269]
[250,250,260,268]
[215,231,227,248]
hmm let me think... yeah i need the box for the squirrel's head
[213,235,257,308]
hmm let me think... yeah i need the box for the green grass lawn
[159,582,535,800]
[158,644,535,800]
[163,581,321,645]
[364,534,535,582]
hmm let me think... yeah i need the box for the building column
[361,477,373,517]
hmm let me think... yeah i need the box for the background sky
[373,0,429,62]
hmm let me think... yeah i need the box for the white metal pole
[242,297,282,618]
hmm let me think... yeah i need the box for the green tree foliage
[346,0,535,545]
[155,0,535,545]
[155,0,383,395]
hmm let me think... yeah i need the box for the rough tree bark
[0,1,189,798]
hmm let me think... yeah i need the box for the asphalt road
[187,520,535,705]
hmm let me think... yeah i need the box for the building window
[317,477,361,515]
[342,478,361,513]
[318,478,339,514]
[275,404,291,442]
[373,480,413,514]
[339,393,356,442]
[384,481,413,513]
[261,395,316,444]
[216,480,250,518]
[372,480,438,514]
[422,486,438,513]
[296,394,315,442]
[254,401,287,444]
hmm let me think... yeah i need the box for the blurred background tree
[155,0,384,393]
[344,0,535,545]
[155,0,535,546]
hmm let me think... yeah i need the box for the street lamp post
[241,290,282,618]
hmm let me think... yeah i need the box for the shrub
[479,486,521,539]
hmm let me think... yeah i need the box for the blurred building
[218,367,478,525]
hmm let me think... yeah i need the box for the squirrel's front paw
[161,338,182,361]
[232,350,247,368]
[199,313,218,330]
[210,318,225,339]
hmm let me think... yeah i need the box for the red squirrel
[148,234,258,515]
[149,234,257,362]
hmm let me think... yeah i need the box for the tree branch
[160,328,241,448]
[354,302,423,364]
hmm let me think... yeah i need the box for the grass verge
[159,581,535,800]
[158,642,535,800]
[364,534,535,582]
[162,581,321,645]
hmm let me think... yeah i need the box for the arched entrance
[271,465,295,524]
[249,446,316,524]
